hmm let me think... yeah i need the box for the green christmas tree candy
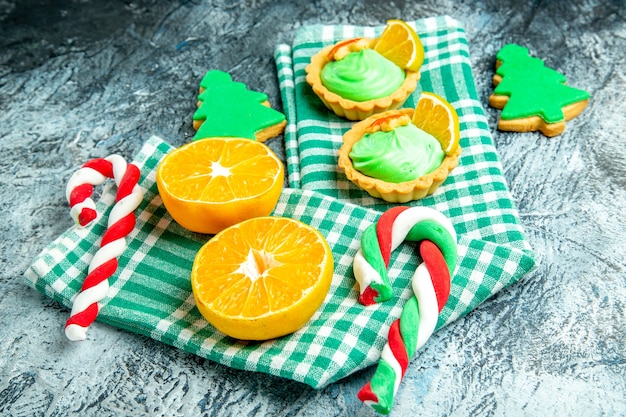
[192,70,286,142]
[489,44,589,137]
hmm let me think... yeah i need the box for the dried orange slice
[191,216,334,340]
[374,19,424,72]
[156,138,284,235]
[411,92,461,155]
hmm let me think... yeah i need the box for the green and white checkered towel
[25,16,535,390]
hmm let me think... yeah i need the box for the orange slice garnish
[367,112,411,132]
[327,37,364,60]
[411,92,461,155]
[374,19,424,72]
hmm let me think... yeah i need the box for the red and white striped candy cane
[64,155,144,341]
[354,206,458,414]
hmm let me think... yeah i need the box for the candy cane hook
[64,155,144,341]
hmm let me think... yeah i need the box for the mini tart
[305,38,420,121]
[338,109,462,203]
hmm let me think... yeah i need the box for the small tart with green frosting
[338,109,462,203]
[306,38,420,121]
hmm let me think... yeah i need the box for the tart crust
[338,109,462,203]
[305,38,420,121]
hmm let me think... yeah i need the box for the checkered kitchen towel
[25,135,535,389]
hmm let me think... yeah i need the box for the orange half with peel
[156,138,284,235]
[374,19,425,72]
[191,216,334,341]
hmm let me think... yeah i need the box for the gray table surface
[1,1,625,416]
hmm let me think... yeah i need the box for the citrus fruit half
[156,138,284,235]
[374,19,425,72]
[191,216,334,340]
[411,92,461,155]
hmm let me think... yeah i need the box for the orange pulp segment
[191,216,334,340]
[374,19,424,72]
[411,91,461,155]
[156,138,284,234]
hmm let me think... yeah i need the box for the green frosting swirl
[321,49,405,102]
[349,124,444,183]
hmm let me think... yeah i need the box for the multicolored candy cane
[64,155,144,341]
[354,206,458,414]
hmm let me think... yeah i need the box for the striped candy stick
[64,155,144,341]
[353,206,458,414]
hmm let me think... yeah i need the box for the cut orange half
[374,19,424,72]
[156,138,284,234]
[411,92,461,155]
[191,216,334,340]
